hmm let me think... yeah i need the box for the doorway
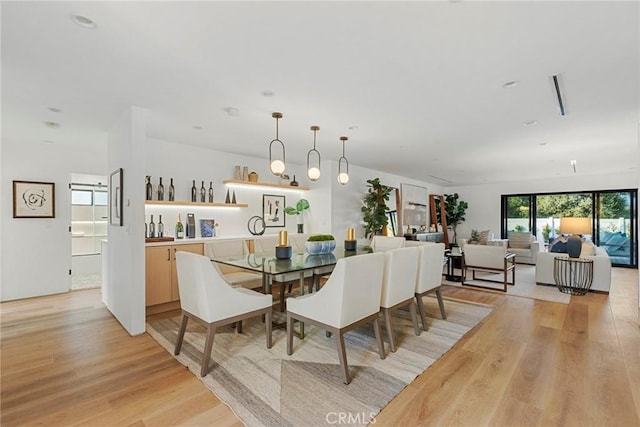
[71,173,108,289]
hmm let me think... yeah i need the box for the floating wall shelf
[223,179,309,191]
[145,200,248,208]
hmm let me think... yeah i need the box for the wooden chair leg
[415,294,428,331]
[236,320,243,334]
[383,308,396,353]
[279,283,286,312]
[286,313,294,355]
[200,324,216,377]
[336,331,350,384]
[373,316,386,359]
[265,311,272,349]
[409,300,421,336]
[174,315,188,355]
[435,288,447,319]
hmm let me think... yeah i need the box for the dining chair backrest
[175,251,257,323]
[380,247,420,308]
[253,236,279,255]
[204,239,250,274]
[311,252,385,328]
[416,243,445,294]
[371,236,406,252]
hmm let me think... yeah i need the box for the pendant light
[337,136,349,185]
[269,112,286,176]
[307,126,321,181]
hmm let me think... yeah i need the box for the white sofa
[535,246,611,293]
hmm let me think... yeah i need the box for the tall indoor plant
[444,193,468,244]
[361,178,392,238]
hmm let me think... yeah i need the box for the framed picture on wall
[13,180,55,218]
[109,168,123,226]
[263,194,285,228]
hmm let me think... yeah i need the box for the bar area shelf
[223,179,309,191]
[145,200,248,208]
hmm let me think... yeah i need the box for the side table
[553,257,594,295]
[445,251,464,282]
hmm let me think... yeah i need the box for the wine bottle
[191,180,197,202]
[158,215,164,237]
[175,214,184,239]
[145,176,152,201]
[149,215,156,238]
[168,178,175,201]
[157,177,164,201]
[208,181,214,203]
[200,181,206,203]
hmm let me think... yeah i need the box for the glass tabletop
[211,246,373,275]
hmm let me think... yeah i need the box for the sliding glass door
[596,191,635,266]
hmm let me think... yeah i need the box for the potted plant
[444,193,468,245]
[284,198,310,233]
[305,234,336,255]
[361,178,392,239]
[469,229,481,244]
[514,224,525,233]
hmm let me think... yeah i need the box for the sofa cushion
[579,240,596,257]
[479,230,491,245]
[509,232,533,249]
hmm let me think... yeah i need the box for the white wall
[1,138,106,301]
[105,106,147,335]
[447,171,639,241]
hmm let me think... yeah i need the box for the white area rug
[147,296,494,427]
[444,264,571,304]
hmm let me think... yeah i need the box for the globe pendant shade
[337,172,349,185]
[270,159,285,175]
[308,167,321,181]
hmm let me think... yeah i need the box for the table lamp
[559,217,591,258]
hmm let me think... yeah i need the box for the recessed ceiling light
[70,14,97,29]
[261,90,274,97]
[538,142,548,146]
[399,145,407,149]
[44,121,60,128]
[48,107,62,113]
[348,125,359,130]
[502,80,519,88]
[523,120,538,126]
[42,139,55,144]
[192,125,203,130]
[223,107,240,117]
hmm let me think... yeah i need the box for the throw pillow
[509,232,533,249]
[549,236,569,253]
[479,230,491,245]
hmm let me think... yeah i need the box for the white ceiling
[2,1,638,186]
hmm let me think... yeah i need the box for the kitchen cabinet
[145,243,203,306]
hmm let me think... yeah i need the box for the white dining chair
[286,252,386,384]
[380,246,421,352]
[174,252,272,377]
[204,240,262,290]
[415,243,447,331]
[371,235,406,252]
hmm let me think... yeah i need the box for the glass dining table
[210,246,372,338]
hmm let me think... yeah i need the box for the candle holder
[276,230,292,259]
[344,240,357,251]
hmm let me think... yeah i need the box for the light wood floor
[1,269,638,426]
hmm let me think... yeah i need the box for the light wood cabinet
[145,243,203,307]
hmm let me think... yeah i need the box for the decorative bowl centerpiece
[305,234,336,255]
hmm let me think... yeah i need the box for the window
[71,189,93,205]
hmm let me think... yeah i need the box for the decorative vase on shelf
[199,181,205,203]
[157,177,164,201]
[248,172,258,182]
[225,189,231,204]
[242,166,249,181]
[234,165,242,180]
[290,175,299,187]
[231,191,237,204]
[191,180,197,202]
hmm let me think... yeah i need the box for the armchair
[506,232,541,264]
[462,244,515,292]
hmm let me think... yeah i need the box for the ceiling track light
[570,159,577,173]
[337,136,349,185]
[552,74,566,116]
[307,126,321,181]
[268,112,286,176]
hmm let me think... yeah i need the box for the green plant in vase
[284,198,310,233]
[361,178,392,239]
